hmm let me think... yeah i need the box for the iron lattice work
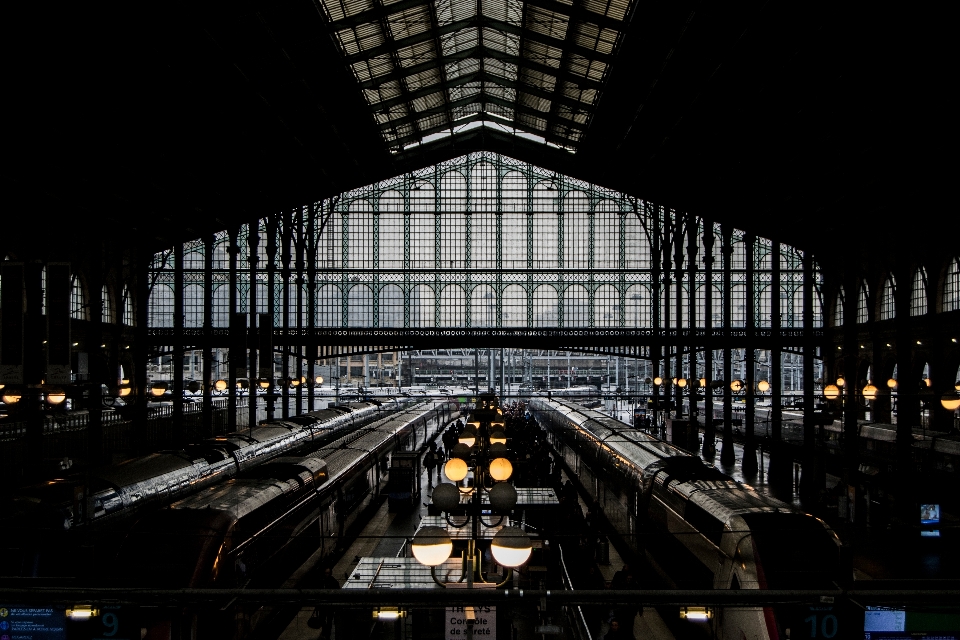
[147,152,824,338]
[317,0,635,151]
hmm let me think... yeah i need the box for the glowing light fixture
[680,607,711,621]
[2,389,22,404]
[887,378,898,390]
[862,384,878,401]
[444,458,469,482]
[488,457,513,481]
[837,377,846,387]
[653,376,663,386]
[824,384,840,400]
[677,378,687,388]
[215,379,228,391]
[66,605,99,620]
[411,526,453,566]
[315,376,324,385]
[730,379,743,393]
[258,378,271,390]
[941,391,960,411]
[490,430,507,445]
[46,388,67,405]
[150,382,167,397]
[757,380,770,393]
[490,527,533,568]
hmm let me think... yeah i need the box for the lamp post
[411,394,532,587]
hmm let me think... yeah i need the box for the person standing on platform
[424,447,437,484]
[316,566,340,640]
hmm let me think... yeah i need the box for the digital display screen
[920,504,940,525]
[864,607,906,632]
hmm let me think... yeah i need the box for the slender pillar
[227,227,240,434]
[266,218,277,421]
[742,234,758,476]
[172,243,184,444]
[281,209,292,419]
[686,212,698,436]
[799,250,819,504]
[202,234,214,437]
[673,216,684,419]
[702,223,716,457]
[248,225,259,431]
[769,240,792,490]
[720,225,735,465]
[307,204,317,412]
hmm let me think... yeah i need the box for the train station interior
[2,2,958,639]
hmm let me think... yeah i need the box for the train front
[717,511,843,640]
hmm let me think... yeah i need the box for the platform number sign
[791,605,839,639]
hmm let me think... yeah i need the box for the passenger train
[113,400,459,639]
[529,397,844,640]
[3,399,413,545]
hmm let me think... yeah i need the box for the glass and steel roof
[318,0,635,152]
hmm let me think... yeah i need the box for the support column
[702,223,715,457]
[135,252,150,450]
[227,227,240,434]
[686,212,698,442]
[720,225,735,466]
[768,240,792,491]
[799,250,821,505]
[742,234,758,477]
[266,218,277,421]
[248,225,259,431]
[202,234,214,437]
[281,209,292,419]
[893,265,916,525]
[172,244,184,445]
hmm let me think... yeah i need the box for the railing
[557,544,594,640]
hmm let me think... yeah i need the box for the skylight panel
[323,0,375,22]
[582,0,629,22]
[525,6,570,41]
[417,113,449,132]
[484,57,519,81]
[481,0,523,26]
[480,28,521,58]
[354,54,399,84]
[387,6,433,40]
[451,102,482,119]
[565,54,606,82]
[411,91,447,112]
[518,92,551,113]
[518,67,557,92]
[523,40,564,69]
[571,22,620,56]
[449,82,482,101]
[440,29,479,56]
[435,0,474,26]
[445,58,481,80]
[516,113,548,131]
[404,69,443,92]
[396,41,437,68]
[336,22,387,57]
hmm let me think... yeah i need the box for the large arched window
[102,284,113,323]
[594,284,619,327]
[562,285,589,327]
[857,282,869,324]
[879,275,896,320]
[378,285,404,328]
[834,287,845,326]
[941,258,958,312]
[71,273,86,320]
[148,284,173,327]
[471,285,497,327]
[122,285,135,326]
[910,267,927,316]
[501,285,527,327]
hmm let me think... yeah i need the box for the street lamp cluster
[411,393,533,587]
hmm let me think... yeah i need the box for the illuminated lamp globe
[699,377,707,388]
[677,378,687,388]
[490,527,533,568]
[955,380,960,391]
[46,389,67,405]
[151,382,167,397]
[2,390,22,404]
[730,380,743,393]
[653,376,663,386]
[118,385,132,397]
[490,430,507,445]
[258,378,271,390]
[887,378,898,390]
[489,457,513,482]
[489,482,518,512]
[458,428,477,448]
[443,458,469,483]
[941,391,960,412]
[923,378,932,388]
[411,526,453,567]
[824,384,840,400]
[862,384,878,402]
[757,380,770,393]
[432,482,463,511]
[315,376,324,385]
[290,377,300,388]
[215,379,228,391]
[300,376,307,385]
[837,377,845,387]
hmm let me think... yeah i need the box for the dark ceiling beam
[343,17,613,67]
[359,45,604,92]
[327,0,624,33]
[377,92,586,133]
[388,110,577,150]
[371,69,593,114]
